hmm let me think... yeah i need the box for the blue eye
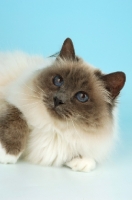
[53,75,63,87]
[76,91,89,103]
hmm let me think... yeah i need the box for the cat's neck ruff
[22,112,116,166]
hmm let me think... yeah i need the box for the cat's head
[35,38,126,130]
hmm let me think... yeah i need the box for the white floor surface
[0,137,132,200]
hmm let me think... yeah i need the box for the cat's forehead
[37,58,103,97]
[49,59,100,86]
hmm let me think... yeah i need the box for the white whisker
[23,82,39,94]
[35,85,47,96]
[12,92,40,99]
[70,117,81,139]
[72,111,86,120]
[24,82,48,98]
[20,101,41,107]
[76,114,85,120]
[65,117,69,133]
[16,98,41,101]
[23,104,43,118]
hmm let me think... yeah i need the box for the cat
[0,38,126,172]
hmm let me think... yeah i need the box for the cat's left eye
[53,75,64,87]
[75,91,89,103]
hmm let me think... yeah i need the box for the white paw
[0,143,20,164]
[65,157,96,172]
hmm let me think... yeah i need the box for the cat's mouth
[53,96,64,108]
[48,104,71,120]
[52,106,66,119]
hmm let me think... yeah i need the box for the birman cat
[0,38,126,172]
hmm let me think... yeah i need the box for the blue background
[0,1,131,199]
[0,0,131,153]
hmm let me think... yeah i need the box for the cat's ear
[59,38,76,60]
[101,72,126,99]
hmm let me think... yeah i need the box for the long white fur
[0,52,118,172]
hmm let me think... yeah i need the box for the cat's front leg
[0,143,22,164]
[65,157,96,172]
[0,103,29,164]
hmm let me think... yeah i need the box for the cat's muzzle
[53,97,64,108]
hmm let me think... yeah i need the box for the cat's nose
[53,97,64,107]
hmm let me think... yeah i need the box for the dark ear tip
[116,71,126,83]
[121,71,126,79]
[63,38,73,44]
[59,37,75,60]
[117,71,125,75]
[63,38,73,46]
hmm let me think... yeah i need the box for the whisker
[70,117,81,139]
[65,117,69,133]
[16,98,41,101]
[23,82,46,98]
[12,92,40,99]
[22,104,43,118]
[35,85,47,95]
[76,114,85,120]
[23,82,39,94]
[71,111,86,120]
[24,83,48,99]
[20,101,41,107]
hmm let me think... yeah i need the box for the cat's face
[36,60,109,128]
[35,38,126,130]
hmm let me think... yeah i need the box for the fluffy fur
[0,38,126,172]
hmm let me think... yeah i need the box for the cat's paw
[65,157,96,172]
[0,143,20,164]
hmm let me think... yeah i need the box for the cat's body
[0,39,125,172]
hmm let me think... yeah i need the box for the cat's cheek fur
[0,143,21,164]
[65,157,96,172]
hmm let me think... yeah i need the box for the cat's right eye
[53,75,64,87]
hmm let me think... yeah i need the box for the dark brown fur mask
[35,38,126,128]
